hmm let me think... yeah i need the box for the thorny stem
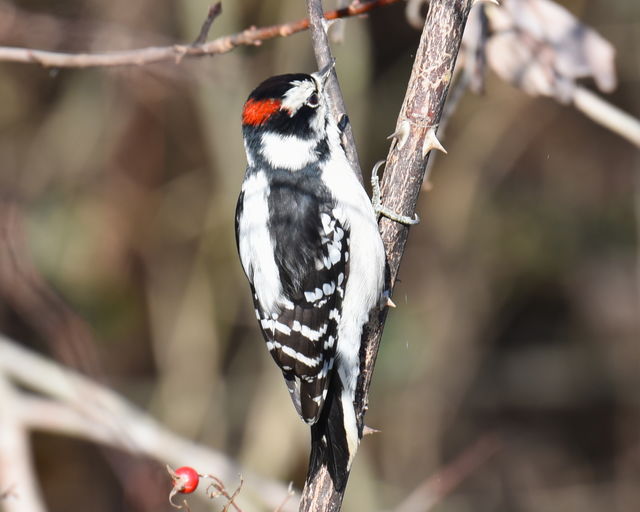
[299,1,474,510]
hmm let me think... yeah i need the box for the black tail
[307,375,354,492]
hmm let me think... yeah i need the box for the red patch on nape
[242,98,282,126]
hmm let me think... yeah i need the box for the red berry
[173,466,199,494]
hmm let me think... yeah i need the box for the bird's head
[241,66,337,171]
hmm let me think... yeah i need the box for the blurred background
[0,0,638,511]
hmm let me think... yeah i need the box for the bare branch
[572,86,640,148]
[0,0,400,69]
[299,1,475,509]
[376,0,473,282]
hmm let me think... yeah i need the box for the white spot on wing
[324,336,335,350]
[322,282,335,295]
[274,321,291,335]
[329,245,341,265]
[321,213,333,235]
[281,298,295,310]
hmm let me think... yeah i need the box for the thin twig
[204,475,244,512]
[572,86,640,148]
[306,0,363,179]
[0,0,400,68]
[192,3,223,46]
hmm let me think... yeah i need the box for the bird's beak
[313,59,336,88]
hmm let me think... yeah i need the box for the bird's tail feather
[307,374,358,491]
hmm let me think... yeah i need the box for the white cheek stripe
[282,80,315,112]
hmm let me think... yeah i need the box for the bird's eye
[306,92,320,108]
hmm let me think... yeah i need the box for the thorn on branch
[422,127,447,157]
[363,425,381,435]
[387,119,411,150]
[192,2,223,46]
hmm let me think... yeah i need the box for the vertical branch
[301,1,474,511]
[306,0,363,182]
[360,0,473,407]
[377,0,473,282]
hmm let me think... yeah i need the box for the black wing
[255,202,349,425]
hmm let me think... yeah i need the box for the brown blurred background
[0,0,639,511]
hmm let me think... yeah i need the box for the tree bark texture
[300,1,474,511]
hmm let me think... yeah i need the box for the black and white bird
[235,67,387,489]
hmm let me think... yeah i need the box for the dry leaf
[463,0,617,102]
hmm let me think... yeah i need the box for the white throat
[260,133,319,170]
